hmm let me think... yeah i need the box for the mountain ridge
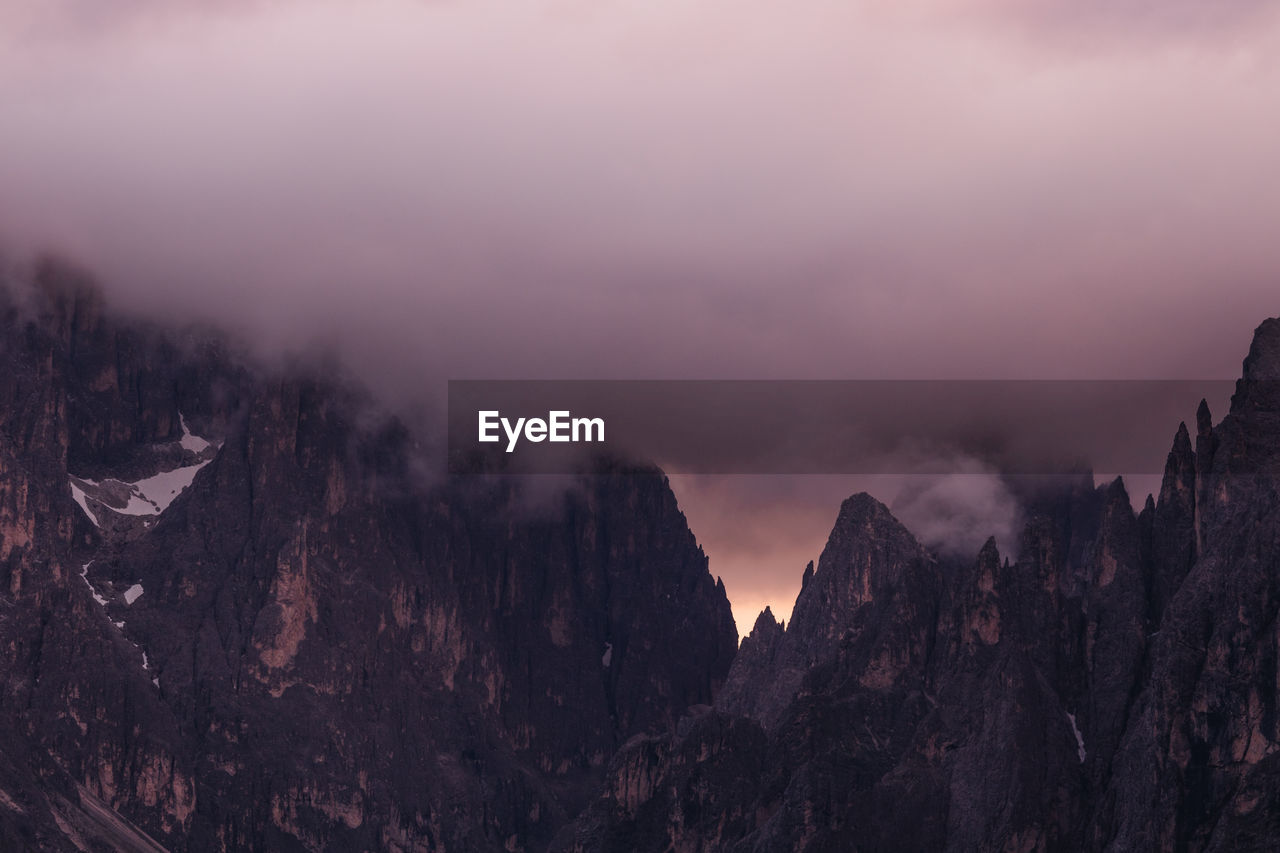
[1,263,738,851]
[4,261,1279,851]
[555,317,1280,852]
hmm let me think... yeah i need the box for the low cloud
[2,0,1276,629]
[968,0,1278,43]
[2,0,1279,400]
[889,461,1022,561]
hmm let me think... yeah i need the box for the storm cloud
[2,0,1277,629]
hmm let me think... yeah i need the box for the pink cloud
[2,0,1277,626]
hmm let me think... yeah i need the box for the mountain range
[2,263,1278,851]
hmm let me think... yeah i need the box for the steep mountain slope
[556,320,1280,852]
[0,264,737,851]
[5,260,1278,852]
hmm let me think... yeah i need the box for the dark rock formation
[0,264,737,851]
[556,320,1280,852]
[718,494,940,728]
[6,260,1280,852]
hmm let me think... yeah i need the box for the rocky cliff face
[0,264,737,851]
[5,262,1280,852]
[556,321,1280,852]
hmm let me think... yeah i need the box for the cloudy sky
[3,0,1278,630]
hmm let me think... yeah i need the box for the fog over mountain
[4,0,1280,379]
[3,0,1279,625]
[5,3,1280,850]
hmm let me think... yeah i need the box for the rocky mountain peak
[9,282,1280,851]
[749,605,783,640]
[559,315,1280,853]
[788,492,930,630]
[1172,420,1192,455]
[717,493,939,727]
[0,274,739,851]
[1196,397,1213,437]
[1241,316,1280,383]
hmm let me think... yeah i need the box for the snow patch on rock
[80,562,109,607]
[69,480,100,527]
[1067,712,1086,763]
[69,457,212,523]
[179,414,211,453]
[119,461,212,515]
